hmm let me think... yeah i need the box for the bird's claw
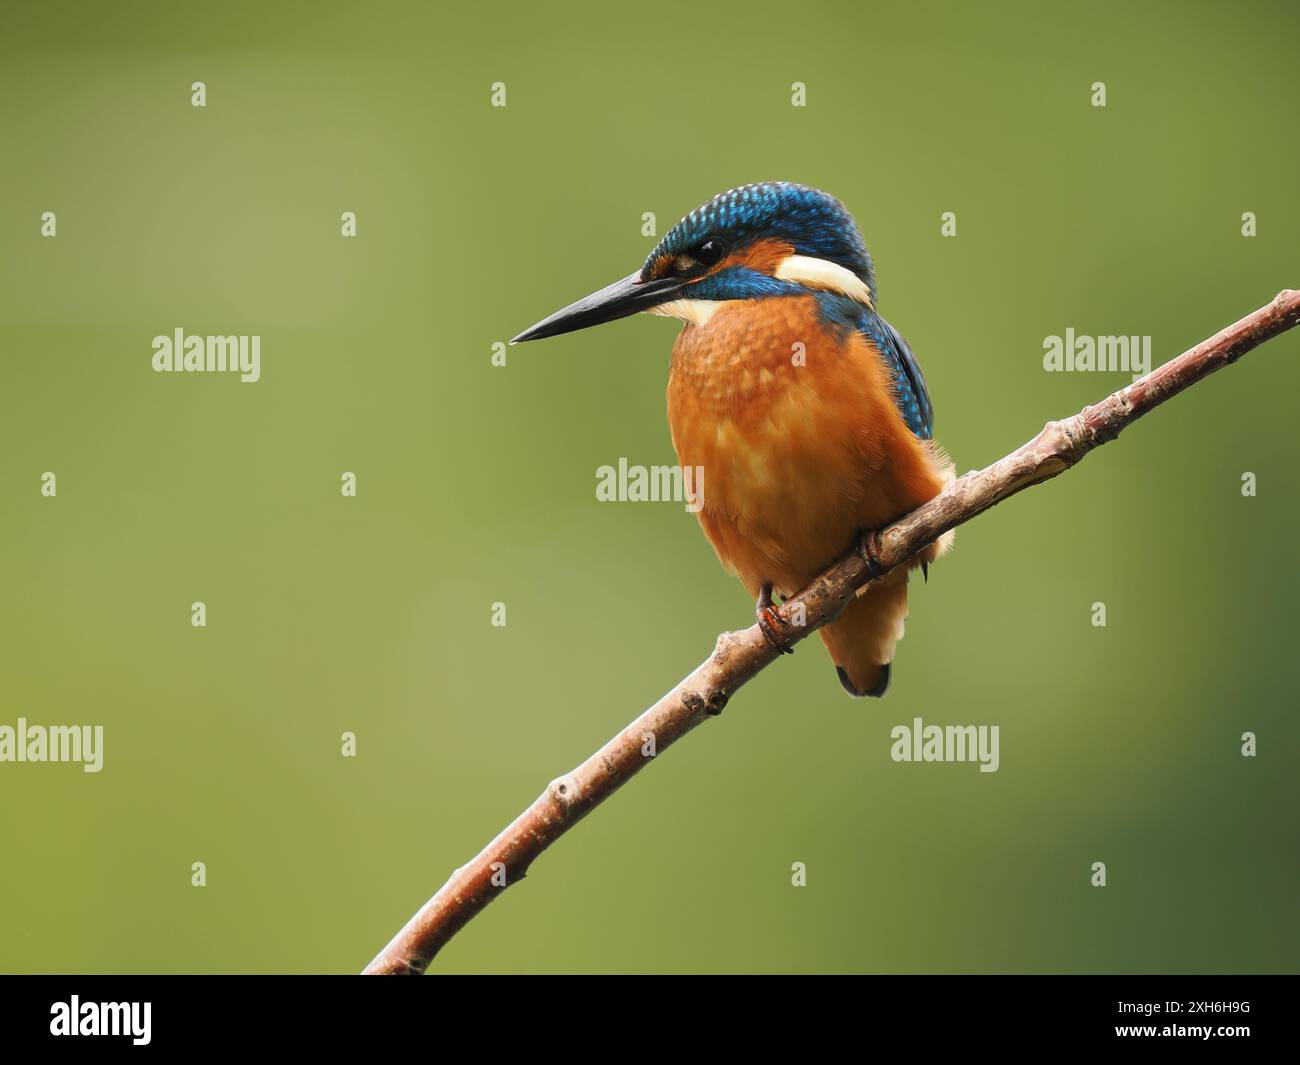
[857,529,888,579]
[756,583,794,655]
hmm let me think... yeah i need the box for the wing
[859,312,934,440]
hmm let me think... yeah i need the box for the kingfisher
[513,182,954,698]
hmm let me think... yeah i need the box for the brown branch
[363,289,1300,975]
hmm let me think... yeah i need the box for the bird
[512,182,953,698]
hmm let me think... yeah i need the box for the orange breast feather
[665,295,948,600]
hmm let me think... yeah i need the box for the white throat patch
[774,255,874,308]
[646,299,725,326]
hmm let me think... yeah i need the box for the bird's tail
[819,569,911,698]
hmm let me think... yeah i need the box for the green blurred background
[1,0,1296,974]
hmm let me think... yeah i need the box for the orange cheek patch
[717,238,795,277]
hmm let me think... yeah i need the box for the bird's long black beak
[511,271,686,344]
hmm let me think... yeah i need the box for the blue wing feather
[812,293,935,440]
[859,312,934,440]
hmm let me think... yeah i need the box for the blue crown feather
[642,182,877,303]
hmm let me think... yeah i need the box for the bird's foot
[756,582,794,655]
[859,530,933,584]
[857,529,889,579]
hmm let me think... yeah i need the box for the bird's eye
[694,239,725,267]
[672,239,726,275]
